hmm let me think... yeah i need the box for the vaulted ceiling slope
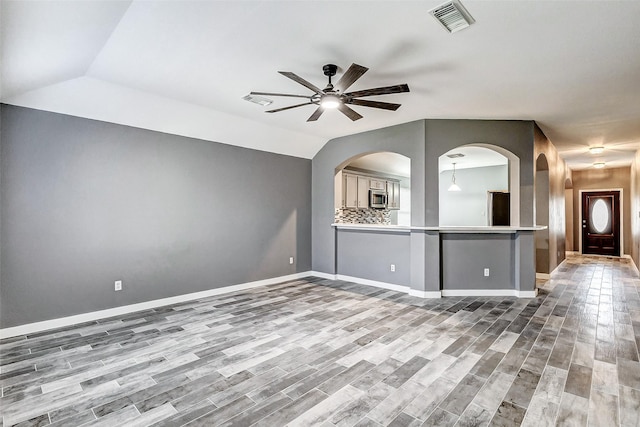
[2,1,640,165]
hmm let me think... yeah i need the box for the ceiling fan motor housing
[323,64,338,77]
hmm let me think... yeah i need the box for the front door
[582,191,620,256]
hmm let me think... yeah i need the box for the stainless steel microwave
[369,189,388,209]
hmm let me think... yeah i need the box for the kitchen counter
[332,223,543,298]
[332,223,547,233]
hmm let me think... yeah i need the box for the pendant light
[448,162,461,192]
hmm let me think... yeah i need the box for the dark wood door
[582,191,620,256]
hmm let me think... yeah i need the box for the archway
[334,151,411,226]
[535,154,550,275]
[438,145,519,226]
[564,177,574,252]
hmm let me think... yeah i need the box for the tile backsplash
[334,208,391,225]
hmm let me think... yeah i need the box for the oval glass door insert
[591,198,609,233]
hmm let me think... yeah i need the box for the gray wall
[312,120,426,274]
[441,234,514,290]
[312,119,538,294]
[0,105,312,328]
[439,165,508,226]
[336,229,410,286]
[424,120,535,227]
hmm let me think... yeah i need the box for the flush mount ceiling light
[448,162,461,191]
[429,0,475,33]
[242,94,273,106]
[593,162,606,169]
[589,146,605,154]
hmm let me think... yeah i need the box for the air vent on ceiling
[446,153,465,158]
[242,94,273,106]
[429,0,475,33]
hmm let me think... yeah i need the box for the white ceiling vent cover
[429,0,475,33]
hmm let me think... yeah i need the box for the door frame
[578,188,624,256]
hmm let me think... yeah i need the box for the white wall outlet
[390,264,396,272]
[114,280,122,291]
[289,256,294,265]
[484,268,490,277]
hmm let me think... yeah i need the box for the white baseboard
[0,272,313,339]
[408,289,443,298]
[308,271,337,280]
[335,274,410,294]
[312,272,536,299]
[312,272,442,299]
[442,289,538,298]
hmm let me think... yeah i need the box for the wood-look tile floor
[2,254,640,426]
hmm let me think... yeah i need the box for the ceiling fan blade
[278,71,323,94]
[337,103,363,121]
[335,63,368,92]
[250,91,311,99]
[265,102,313,113]
[348,99,401,111]
[307,107,324,122]
[345,84,410,98]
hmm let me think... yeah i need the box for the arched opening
[438,145,519,226]
[565,177,574,253]
[535,154,551,275]
[334,152,411,226]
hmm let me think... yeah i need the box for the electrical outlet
[484,268,490,277]
[114,280,122,291]
[390,264,396,272]
[289,257,294,265]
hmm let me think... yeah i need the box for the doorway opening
[535,154,550,274]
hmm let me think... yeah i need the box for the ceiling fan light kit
[249,63,410,122]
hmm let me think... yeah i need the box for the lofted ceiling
[2,1,640,168]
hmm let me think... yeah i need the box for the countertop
[332,223,547,233]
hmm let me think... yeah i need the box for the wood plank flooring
[1,254,640,426]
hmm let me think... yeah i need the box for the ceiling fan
[250,63,410,122]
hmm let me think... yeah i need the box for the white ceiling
[2,1,640,168]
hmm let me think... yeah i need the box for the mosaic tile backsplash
[334,208,391,225]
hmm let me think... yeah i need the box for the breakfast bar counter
[331,223,546,298]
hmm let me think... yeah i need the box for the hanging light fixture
[448,162,461,191]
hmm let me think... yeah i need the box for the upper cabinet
[335,169,400,210]
[387,180,400,210]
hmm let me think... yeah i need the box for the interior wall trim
[441,289,538,298]
[335,274,417,295]
[312,272,537,299]
[0,272,313,339]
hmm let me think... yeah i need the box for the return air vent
[446,153,465,159]
[429,0,475,33]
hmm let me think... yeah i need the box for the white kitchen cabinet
[370,179,386,190]
[344,174,358,208]
[357,176,369,208]
[340,172,400,210]
[387,180,400,210]
[341,173,372,209]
